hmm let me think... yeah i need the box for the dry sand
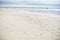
[0,8,60,40]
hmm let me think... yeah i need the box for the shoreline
[0,8,60,17]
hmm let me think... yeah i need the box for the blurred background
[0,0,60,15]
[0,0,60,9]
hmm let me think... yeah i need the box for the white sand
[0,8,60,40]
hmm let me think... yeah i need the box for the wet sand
[0,8,60,40]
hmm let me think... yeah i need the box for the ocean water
[0,0,60,15]
[0,0,60,8]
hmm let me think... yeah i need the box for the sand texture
[0,8,60,40]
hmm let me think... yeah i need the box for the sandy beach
[0,8,60,40]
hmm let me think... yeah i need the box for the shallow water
[0,8,60,15]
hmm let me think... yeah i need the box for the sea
[0,0,60,15]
